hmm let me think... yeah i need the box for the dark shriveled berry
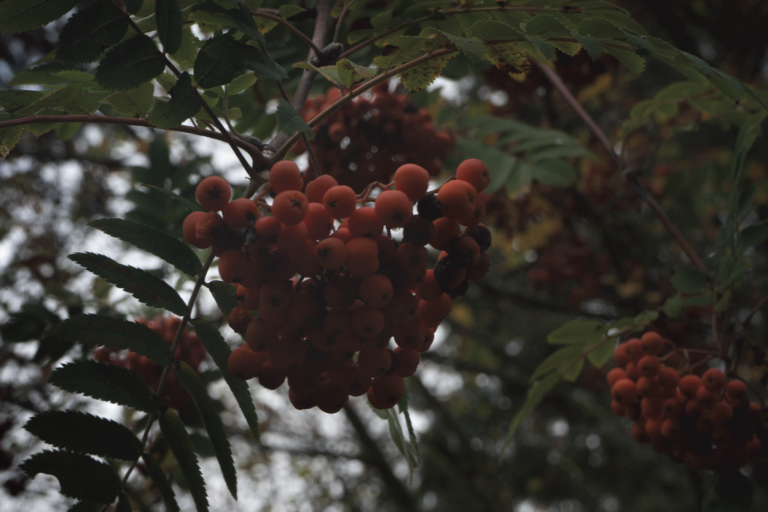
[417,193,443,221]
[446,278,469,298]
[463,225,491,252]
[433,256,459,289]
[403,215,435,247]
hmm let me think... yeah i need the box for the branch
[333,0,360,44]
[0,115,265,164]
[251,10,323,56]
[534,61,708,273]
[264,0,335,163]
[743,294,768,329]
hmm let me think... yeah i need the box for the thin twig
[333,0,360,44]
[251,10,323,56]
[0,115,265,164]
[534,61,708,273]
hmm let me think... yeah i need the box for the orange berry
[183,211,209,249]
[350,305,385,338]
[657,367,680,389]
[374,190,413,228]
[196,176,231,211]
[276,222,308,253]
[726,380,748,404]
[610,400,626,416]
[314,382,349,414]
[641,397,663,419]
[612,379,637,407]
[696,386,718,407]
[348,206,384,238]
[637,354,660,378]
[323,185,357,219]
[606,368,628,388]
[272,190,309,226]
[394,163,430,201]
[430,217,460,251]
[315,238,347,269]
[305,174,339,203]
[269,160,304,193]
[371,374,405,409]
[456,159,490,192]
[218,249,254,284]
[236,285,260,310]
[393,348,420,378]
[679,375,702,398]
[359,274,393,308]
[640,331,663,355]
[661,418,681,439]
[246,318,279,352]
[636,376,661,398]
[257,361,286,390]
[346,236,379,277]
[436,180,476,221]
[417,294,452,326]
[702,368,726,393]
[304,202,334,241]
[327,122,347,143]
[358,347,392,378]
[222,198,260,230]
[227,345,263,380]
[708,400,733,425]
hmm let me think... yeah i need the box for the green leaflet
[174,361,238,499]
[276,98,316,140]
[191,318,260,441]
[19,83,84,115]
[95,35,165,91]
[189,1,265,44]
[147,72,202,129]
[195,34,250,89]
[156,0,183,54]
[0,0,81,34]
[397,389,420,464]
[20,450,121,504]
[159,408,209,512]
[53,314,173,366]
[68,253,188,315]
[547,320,607,344]
[142,452,180,512]
[670,265,710,293]
[56,0,127,64]
[142,183,205,214]
[89,218,202,277]
[48,360,158,413]
[197,38,287,82]
[24,411,142,461]
[103,83,154,118]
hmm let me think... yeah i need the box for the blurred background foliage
[1,0,768,511]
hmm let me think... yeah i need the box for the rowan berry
[305,174,339,203]
[196,176,231,211]
[358,347,392,378]
[456,159,491,192]
[346,236,379,277]
[269,160,304,193]
[351,305,385,338]
[289,388,316,410]
[348,206,385,237]
[375,190,413,228]
[437,180,476,221]
[661,418,681,439]
[726,380,748,404]
[657,367,680,389]
[246,318,279,352]
[314,382,348,414]
[371,374,405,409]
[218,249,254,284]
[416,193,443,221]
[323,185,357,219]
[417,294,452,326]
[257,361,286,390]
[183,212,209,248]
[276,222,308,253]
[227,346,262,380]
[641,397,663,419]
[463,225,491,252]
[359,274,393,308]
[611,379,637,407]
[394,163,430,201]
[637,354,660,378]
[640,331,663,355]
[708,401,734,425]
[315,238,347,269]
[702,368,727,393]
[606,368,628,388]
[223,198,260,230]
[272,190,309,226]
[695,386,718,408]
[393,348,420,378]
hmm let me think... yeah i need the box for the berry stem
[534,61,709,274]
[251,10,323,56]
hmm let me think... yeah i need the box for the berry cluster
[291,84,455,192]
[182,159,493,414]
[608,332,766,470]
[93,317,207,410]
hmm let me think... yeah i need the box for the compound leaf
[142,453,180,512]
[147,72,202,129]
[21,450,121,504]
[159,408,209,512]
[0,0,81,34]
[24,411,142,461]
[56,0,127,63]
[95,35,165,91]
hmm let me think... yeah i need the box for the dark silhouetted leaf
[142,183,205,213]
[95,35,165,91]
[142,452,180,512]
[276,98,315,140]
[48,360,158,413]
[174,362,237,498]
[21,450,121,503]
[191,318,260,441]
[159,408,209,512]
[156,0,182,54]
[0,0,81,34]
[90,218,202,277]
[147,72,202,128]
[25,411,142,461]
[54,314,173,365]
[68,253,187,315]
[56,0,127,63]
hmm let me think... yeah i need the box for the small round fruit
[196,176,231,211]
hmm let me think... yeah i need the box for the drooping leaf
[0,0,81,34]
[20,83,84,115]
[103,83,154,118]
[0,126,26,159]
[68,253,188,315]
[293,62,345,88]
[197,38,287,81]
[156,0,183,54]
[530,158,577,187]
[125,0,143,15]
[174,361,237,499]
[398,389,420,464]
[24,411,142,461]
[604,46,645,74]
[142,452,181,512]
[48,360,158,413]
[276,98,316,140]
[142,183,205,213]
[227,73,257,95]
[89,218,202,277]
[189,1,265,44]
[20,450,121,504]
[191,318,260,440]
[95,35,165,91]
[336,59,377,89]
[279,5,306,19]
[670,265,710,293]
[547,320,607,345]
[147,72,202,129]
[56,0,127,64]
[53,314,173,365]
[501,370,560,460]
[528,345,582,382]
[587,337,616,368]
[0,89,44,110]
[444,33,486,63]
[158,408,209,512]
[195,34,249,89]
